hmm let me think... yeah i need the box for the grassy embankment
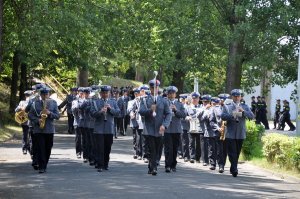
[0,82,22,141]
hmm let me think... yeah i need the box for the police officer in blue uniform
[28,87,60,173]
[58,87,77,134]
[221,89,254,177]
[90,85,120,172]
[164,86,186,172]
[139,79,172,175]
[273,99,281,129]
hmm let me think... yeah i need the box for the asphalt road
[0,118,299,199]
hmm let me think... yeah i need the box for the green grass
[0,125,22,142]
[249,157,300,179]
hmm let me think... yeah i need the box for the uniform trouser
[30,128,38,165]
[177,133,183,156]
[148,136,163,172]
[181,130,190,159]
[114,118,118,137]
[36,133,54,170]
[201,134,209,164]
[157,137,164,163]
[21,125,29,150]
[189,133,200,161]
[94,134,113,169]
[223,139,228,166]
[226,138,243,173]
[281,115,296,130]
[82,127,89,160]
[164,133,180,169]
[274,112,280,128]
[261,113,269,129]
[67,113,74,134]
[208,136,224,167]
[143,135,150,159]
[117,117,124,134]
[87,128,95,162]
[75,127,82,155]
[133,128,143,157]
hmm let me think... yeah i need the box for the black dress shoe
[171,168,176,172]
[32,164,39,170]
[133,155,138,159]
[165,167,171,173]
[209,166,216,170]
[83,159,88,163]
[190,159,195,163]
[22,149,27,155]
[144,159,149,163]
[152,170,157,176]
[89,161,95,166]
[203,163,208,166]
[232,171,238,177]
[97,168,103,172]
[137,156,142,160]
[184,158,189,162]
[219,167,224,173]
[178,155,183,159]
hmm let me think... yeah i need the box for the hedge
[262,133,300,171]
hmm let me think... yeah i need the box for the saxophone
[220,120,226,141]
[40,100,48,129]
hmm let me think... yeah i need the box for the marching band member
[28,87,60,173]
[71,87,85,159]
[128,88,144,160]
[209,97,225,173]
[90,85,120,172]
[221,89,254,177]
[139,79,172,175]
[58,87,77,134]
[179,94,190,162]
[164,86,185,173]
[186,92,202,164]
[139,85,150,163]
[15,90,33,154]
[199,95,211,167]
[26,83,45,170]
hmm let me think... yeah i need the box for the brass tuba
[40,100,48,129]
[15,110,28,124]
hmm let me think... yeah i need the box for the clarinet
[104,99,108,121]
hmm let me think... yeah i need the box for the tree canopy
[1,0,299,99]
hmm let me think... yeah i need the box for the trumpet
[40,100,48,129]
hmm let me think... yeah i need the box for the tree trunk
[76,67,89,87]
[19,62,27,101]
[225,38,244,93]
[0,0,3,74]
[135,64,145,83]
[9,51,20,114]
[171,70,185,94]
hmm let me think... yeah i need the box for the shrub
[242,121,265,160]
[262,133,300,170]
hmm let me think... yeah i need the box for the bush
[262,133,300,171]
[242,121,265,160]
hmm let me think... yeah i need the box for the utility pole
[297,40,300,136]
